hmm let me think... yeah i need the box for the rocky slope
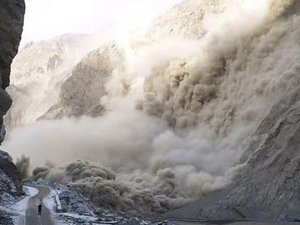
[144,0,225,41]
[0,168,20,223]
[167,82,300,222]
[5,33,111,129]
[42,41,125,119]
[216,85,300,221]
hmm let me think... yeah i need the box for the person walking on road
[38,203,43,216]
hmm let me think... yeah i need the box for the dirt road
[25,186,54,225]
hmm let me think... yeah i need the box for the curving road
[25,186,55,225]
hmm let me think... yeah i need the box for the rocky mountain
[4,0,300,222]
[5,33,113,129]
[5,0,230,130]
[42,41,125,119]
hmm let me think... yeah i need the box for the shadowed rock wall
[0,0,25,144]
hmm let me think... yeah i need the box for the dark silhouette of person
[38,204,43,216]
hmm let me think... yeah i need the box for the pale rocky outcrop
[5,34,107,129]
[142,0,224,43]
[6,36,123,128]
[42,42,125,119]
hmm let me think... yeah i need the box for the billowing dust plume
[15,155,30,179]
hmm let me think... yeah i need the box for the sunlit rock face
[0,0,25,144]
[11,34,98,87]
[5,34,113,128]
[145,0,225,41]
[42,42,125,119]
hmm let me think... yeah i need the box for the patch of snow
[25,186,39,196]
[43,189,61,213]
[0,205,15,214]
[55,191,62,211]
[12,215,25,225]
[58,213,97,222]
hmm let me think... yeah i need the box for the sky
[22,0,183,45]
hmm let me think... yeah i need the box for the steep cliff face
[0,1,25,222]
[218,85,300,221]
[5,34,107,129]
[0,150,23,196]
[0,0,25,144]
[42,42,125,119]
[167,85,300,222]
